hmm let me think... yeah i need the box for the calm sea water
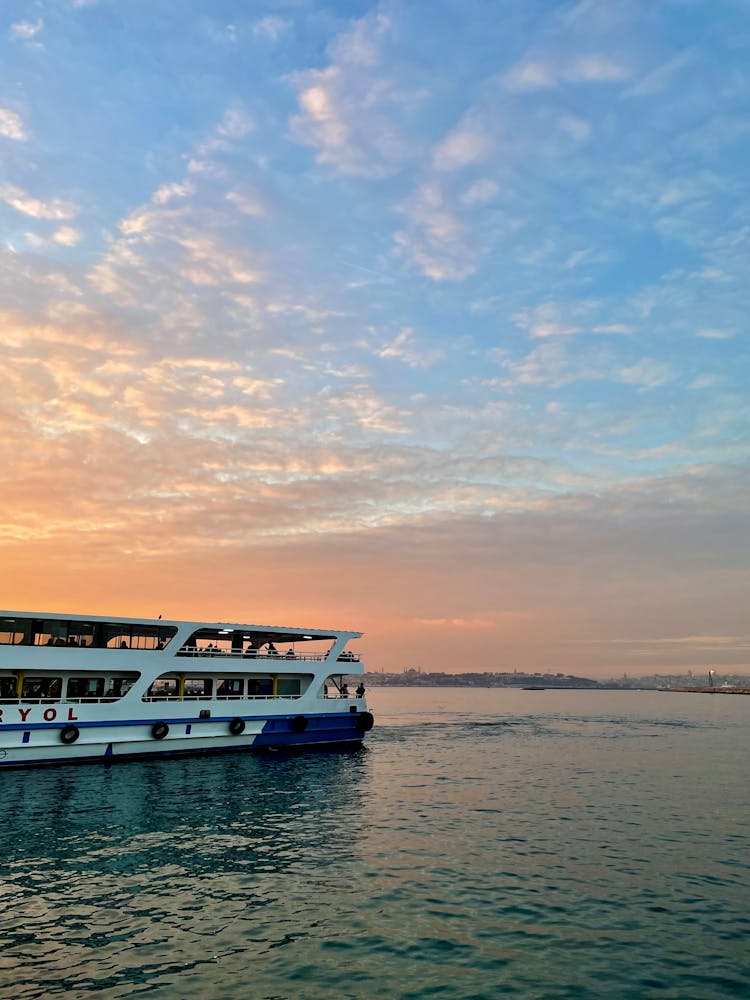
[1,688,749,1000]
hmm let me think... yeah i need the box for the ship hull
[0,710,369,768]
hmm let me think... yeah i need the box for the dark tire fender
[356,711,374,733]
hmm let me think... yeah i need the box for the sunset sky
[1,0,748,677]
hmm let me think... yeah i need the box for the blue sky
[1,0,748,674]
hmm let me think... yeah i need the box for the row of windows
[0,674,138,701]
[0,618,177,649]
[0,673,307,702]
[145,676,304,699]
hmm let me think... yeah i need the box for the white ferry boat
[0,611,373,768]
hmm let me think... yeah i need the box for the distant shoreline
[360,673,750,692]
[362,682,750,694]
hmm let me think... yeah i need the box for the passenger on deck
[341,682,349,697]
[267,642,278,656]
[356,682,365,697]
[285,647,295,658]
[120,641,129,649]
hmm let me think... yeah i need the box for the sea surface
[1,687,749,1000]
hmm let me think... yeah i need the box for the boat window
[129,625,168,650]
[216,678,244,698]
[33,620,67,645]
[104,624,130,648]
[183,677,213,697]
[0,675,18,700]
[145,677,179,700]
[104,676,137,698]
[65,675,137,701]
[0,618,27,645]
[278,678,301,697]
[105,623,177,650]
[67,622,96,647]
[21,676,62,700]
[66,677,105,699]
[247,677,274,697]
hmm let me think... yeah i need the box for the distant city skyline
[1,0,748,676]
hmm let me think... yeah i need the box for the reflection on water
[1,749,370,999]
[2,690,750,999]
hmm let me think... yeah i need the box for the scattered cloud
[217,105,253,139]
[289,11,419,178]
[505,53,630,92]
[25,227,83,249]
[376,327,445,368]
[416,617,495,628]
[1,184,77,219]
[152,181,195,205]
[0,108,27,141]
[514,303,581,339]
[434,120,491,171]
[226,190,265,217]
[697,328,735,340]
[52,226,82,247]
[9,19,44,40]
[689,374,720,390]
[491,341,577,388]
[394,182,478,281]
[252,16,291,42]
[593,324,634,335]
[618,358,674,389]
[460,179,499,207]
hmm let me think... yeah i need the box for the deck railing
[176,646,360,662]
[149,694,351,702]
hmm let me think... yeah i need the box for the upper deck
[0,611,362,672]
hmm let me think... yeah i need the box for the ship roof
[0,610,361,643]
